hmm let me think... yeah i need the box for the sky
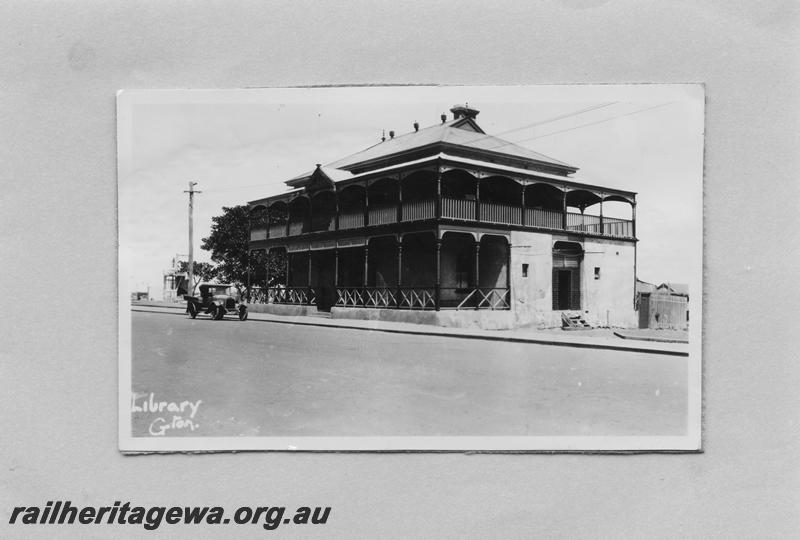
[118,85,704,299]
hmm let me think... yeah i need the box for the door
[557,270,572,310]
[312,251,337,312]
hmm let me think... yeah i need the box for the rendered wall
[509,231,637,328]
[581,237,637,327]
[509,230,556,327]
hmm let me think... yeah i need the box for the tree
[177,261,216,295]
[201,205,286,298]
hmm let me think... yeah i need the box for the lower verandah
[250,231,511,312]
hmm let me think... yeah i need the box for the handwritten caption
[131,393,202,436]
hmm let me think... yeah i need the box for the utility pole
[184,181,201,295]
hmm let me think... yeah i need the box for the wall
[509,230,556,327]
[582,237,637,327]
[509,232,637,328]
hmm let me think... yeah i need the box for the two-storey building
[247,105,637,329]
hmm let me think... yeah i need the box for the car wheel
[238,306,248,321]
[187,302,198,319]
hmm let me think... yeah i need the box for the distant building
[162,254,188,302]
[637,281,689,330]
[247,105,638,329]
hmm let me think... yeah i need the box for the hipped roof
[285,115,576,187]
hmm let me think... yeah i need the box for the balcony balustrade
[338,211,364,230]
[401,199,435,222]
[368,204,397,226]
[525,208,562,229]
[255,199,634,241]
[480,201,522,225]
[441,197,476,221]
[250,228,267,241]
[268,224,286,238]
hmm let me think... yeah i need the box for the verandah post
[334,189,340,231]
[521,185,526,227]
[435,169,442,219]
[364,180,370,227]
[307,250,312,288]
[363,245,369,287]
[334,248,339,287]
[246,248,251,302]
[474,240,480,310]
[396,240,402,309]
[562,186,567,231]
[599,193,604,235]
[434,238,442,311]
[397,175,403,223]
[264,248,270,298]
[506,240,512,308]
[475,178,481,222]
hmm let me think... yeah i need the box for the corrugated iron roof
[657,283,689,296]
[325,118,574,171]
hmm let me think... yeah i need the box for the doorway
[557,270,572,310]
[311,250,336,312]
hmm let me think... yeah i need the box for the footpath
[131,301,688,356]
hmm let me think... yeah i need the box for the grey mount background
[1,1,798,538]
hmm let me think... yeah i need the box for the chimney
[450,104,480,120]
[389,130,395,139]
[381,130,386,142]
[413,121,419,132]
[440,113,447,124]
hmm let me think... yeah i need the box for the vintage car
[185,284,248,321]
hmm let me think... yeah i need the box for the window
[522,263,529,277]
[594,267,600,280]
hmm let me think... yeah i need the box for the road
[130,310,687,438]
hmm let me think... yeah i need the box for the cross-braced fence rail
[249,286,317,305]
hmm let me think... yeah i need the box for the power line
[511,102,676,144]
[475,102,618,140]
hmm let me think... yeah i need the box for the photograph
[118,84,703,452]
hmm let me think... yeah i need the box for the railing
[262,204,633,239]
[268,224,287,238]
[368,204,397,226]
[398,288,436,309]
[336,287,396,308]
[480,202,522,225]
[601,217,633,238]
[401,199,435,222]
[335,287,436,309]
[338,211,364,230]
[439,288,510,310]
[250,286,316,305]
[250,228,267,241]
[525,208,562,229]
[441,197,476,220]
